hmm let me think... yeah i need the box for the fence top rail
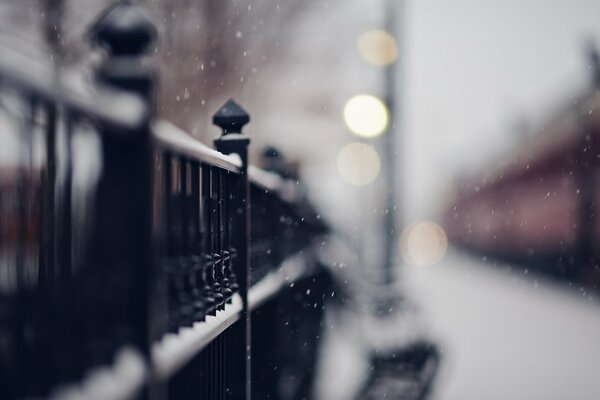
[0,40,147,130]
[152,120,242,172]
[248,165,285,192]
[152,119,295,198]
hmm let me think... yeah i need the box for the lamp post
[349,0,403,300]
[382,0,402,286]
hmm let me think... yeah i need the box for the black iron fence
[0,2,330,399]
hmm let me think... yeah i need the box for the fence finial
[89,1,157,102]
[89,0,157,57]
[212,98,250,135]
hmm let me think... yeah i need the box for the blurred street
[404,248,600,400]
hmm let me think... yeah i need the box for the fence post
[213,99,251,400]
[88,0,157,360]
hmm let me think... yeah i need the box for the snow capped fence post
[87,0,158,361]
[213,99,252,400]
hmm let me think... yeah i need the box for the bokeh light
[343,94,388,138]
[400,221,448,266]
[357,29,398,66]
[336,142,381,186]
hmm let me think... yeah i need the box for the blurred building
[444,52,600,282]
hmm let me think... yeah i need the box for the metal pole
[382,0,402,285]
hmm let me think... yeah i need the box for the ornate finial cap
[89,1,157,56]
[212,98,250,135]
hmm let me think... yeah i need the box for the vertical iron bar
[164,153,176,332]
[211,166,223,310]
[59,114,73,282]
[189,161,205,323]
[202,165,216,316]
[42,102,57,287]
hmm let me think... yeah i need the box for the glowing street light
[399,222,448,266]
[357,29,398,67]
[343,94,389,138]
[336,142,381,186]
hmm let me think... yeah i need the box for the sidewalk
[404,248,600,400]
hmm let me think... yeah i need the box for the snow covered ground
[317,248,600,400]
[404,248,600,400]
